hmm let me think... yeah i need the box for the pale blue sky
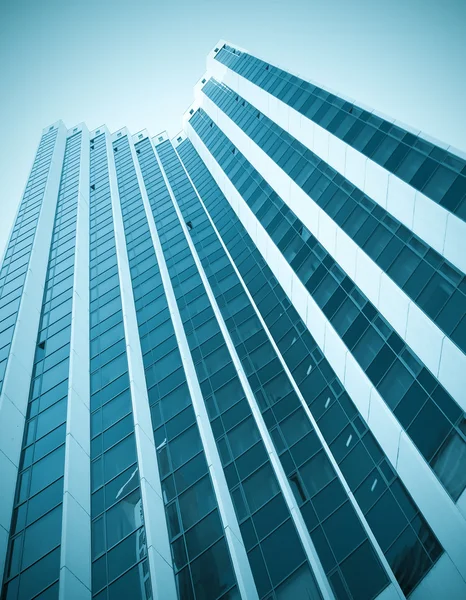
[1,0,465,258]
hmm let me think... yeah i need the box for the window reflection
[431,430,466,500]
[108,559,152,600]
[190,539,235,600]
[386,526,431,596]
[275,564,321,599]
[106,489,143,549]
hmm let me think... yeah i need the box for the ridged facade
[0,40,465,600]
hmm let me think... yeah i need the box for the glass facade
[187,108,466,504]
[214,45,466,222]
[176,136,443,598]
[0,126,59,392]
[89,133,153,600]
[3,131,81,599]
[137,135,320,600]
[1,41,466,600]
[201,79,466,358]
[153,139,390,600]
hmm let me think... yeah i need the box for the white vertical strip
[198,92,466,413]
[410,552,466,600]
[186,121,466,593]
[206,52,466,275]
[107,130,177,600]
[172,140,406,599]
[0,122,67,581]
[153,138,334,600]
[131,132,258,600]
[59,126,92,599]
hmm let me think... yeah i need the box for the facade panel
[213,45,466,222]
[3,129,82,598]
[1,41,465,600]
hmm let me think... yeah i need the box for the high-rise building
[1,40,465,600]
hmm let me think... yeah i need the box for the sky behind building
[1,0,465,259]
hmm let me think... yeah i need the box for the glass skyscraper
[1,40,466,600]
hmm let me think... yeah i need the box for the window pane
[431,431,466,500]
[340,541,388,600]
[104,465,139,509]
[173,452,207,495]
[103,415,133,451]
[30,445,65,496]
[378,360,413,409]
[103,434,137,483]
[22,506,62,569]
[261,519,306,586]
[27,478,63,525]
[36,398,67,439]
[387,247,421,287]
[322,502,365,562]
[275,564,320,600]
[300,450,335,497]
[178,476,215,530]
[107,527,147,583]
[101,391,131,430]
[176,566,194,600]
[160,383,191,421]
[227,417,260,458]
[252,494,289,540]
[248,546,272,597]
[280,409,312,446]
[92,517,105,559]
[353,326,384,370]
[408,401,451,462]
[108,559,151,600]
[33,582,59,599]
[417,272,455,318]
[386,526,431,596]
[169,425,202,470]
[185,510,223,561]
[106,488,142,548]
[33,424,66,463]
[190,539,235,600]
[17,548,60,599]
[243,463,280,512]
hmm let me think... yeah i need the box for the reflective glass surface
[113,133,237,600]
[89,133,152,599]
[201,78,466,357]
[152,139,388,600]
[2,131,81,599]
[0,127,59,393]
[134,136,319,599]
[215,45,466,221]
[188,109,466,503]
[176,136,444,597]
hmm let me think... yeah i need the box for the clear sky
[1,0,465,259]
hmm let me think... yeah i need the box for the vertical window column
[152,138,331,600]
[88,129,153,600]
[138,135,320,600]
[184,124,466,591]
[59,126,92,598]
[2,128,82,599]
[108,130,177,600]
[0,123,67,583]
[131,132,257,600]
